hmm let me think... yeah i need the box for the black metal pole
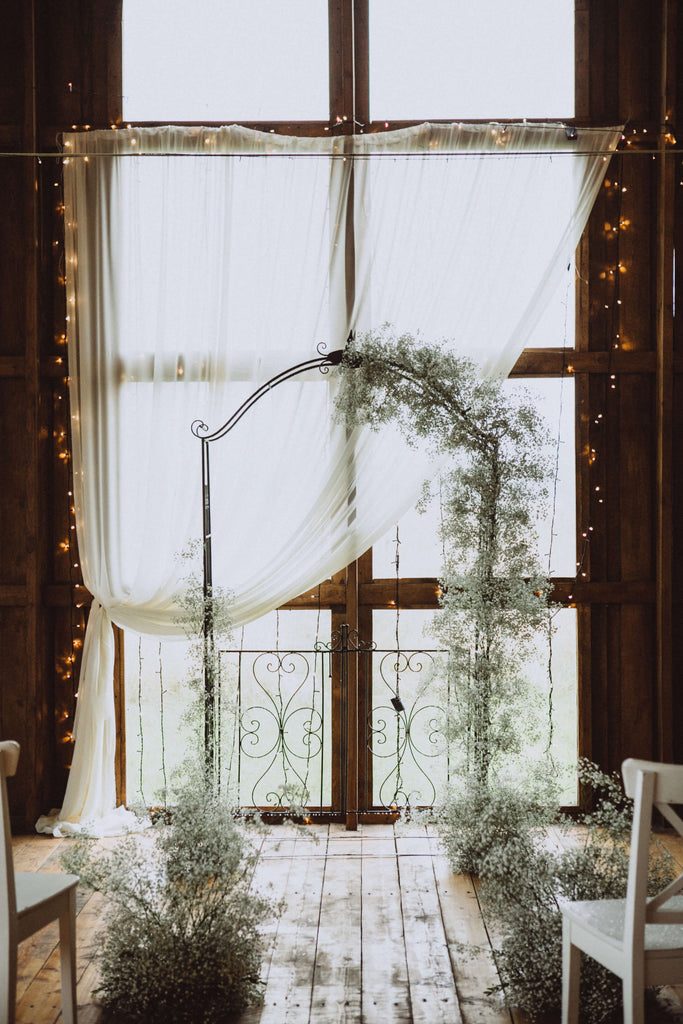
[200,437,216,782]
[191,344,346,789]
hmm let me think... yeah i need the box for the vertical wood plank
[654,1,677,762]
[308,847,362,1022]
[345,560,359,830]
[360,851,411,1023]
[398,853,462,1023]
[113,624,126,806]
[328,0,353,124]
[574,0,590,121]
[357,553,373,812]
[331,609,345,816]
[353,0,369,128]
[257,842,327,1023]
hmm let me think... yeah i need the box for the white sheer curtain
[37,122,620,835]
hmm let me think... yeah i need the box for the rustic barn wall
[577,0,679,770]
[0,1,120,829]
[0,0,678,829]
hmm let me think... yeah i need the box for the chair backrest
[0,741,20,932]
[621,758,683,952]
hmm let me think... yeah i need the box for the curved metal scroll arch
[191,342,346,784]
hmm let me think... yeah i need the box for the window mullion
[328,0,353,123]
[328,0,369,128]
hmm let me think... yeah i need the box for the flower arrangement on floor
[61,783,275,1024]
[60,548,277,1023]
[440,762,676,1023]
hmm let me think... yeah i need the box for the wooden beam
[22,0,50,829]
[345,559,359,830]
[654,0,676,763]
[328,0,353,124]
[353,0,369,128]
[0,586,29,606]
[0,357,26,378]
[278,583,347,609]
[357,579,655,608]
[574,0,590,121]
[509,348,659,376]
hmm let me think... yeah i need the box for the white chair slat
[561,759,683,1024]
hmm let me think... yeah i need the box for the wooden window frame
[112,0,589,813]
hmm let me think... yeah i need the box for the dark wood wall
[574,0,681,770]
[0,0,679,829]
[0,1,120,830]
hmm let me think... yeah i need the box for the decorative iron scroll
[369,650,448,809]
[218,634,450,813]
[230,649,328,809]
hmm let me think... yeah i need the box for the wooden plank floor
[15,822,683,1024]
[13,822,522,1024]
[247,825,520,1024]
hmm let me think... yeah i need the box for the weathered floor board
[10,825,532,1024]
[360,841,412,1023]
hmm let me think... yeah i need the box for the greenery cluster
[62,784,274,1024]
[438,769,560,875]
[172,540,236,791]
[440,762,676,1023]
[337,326,554,786]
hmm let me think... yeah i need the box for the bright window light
[376,376,576,581]
[370,0,574,120]
[123,0,329,121]
[514,377,576,578]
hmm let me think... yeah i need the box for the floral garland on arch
[336,326,555,790]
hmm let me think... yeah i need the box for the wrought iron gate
[218,624,449,824]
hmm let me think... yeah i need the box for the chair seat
[15,871,79,916]
[15,870,79,943]
[562,895,683,956]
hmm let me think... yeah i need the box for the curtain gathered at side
[37,122,621,835]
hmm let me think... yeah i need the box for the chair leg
[561,920,580,1024]
[0,950,16,1024]
[0,944,17,1024]
[58,891,77,1024]
[621,974,644,1024]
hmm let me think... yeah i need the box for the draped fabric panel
[37,122,620,835]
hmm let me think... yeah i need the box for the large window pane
[525,607,578,804]
[374,376,575,581]
[373,500,443,579]
[372,610,449,808]
[123,1,328,121]
[370,0,574,120]
[221,610,332,809]
[524,270,575,349]
[372,606,578,807]
[509,377,576,579]
[125,632,193,808]
[125,609,332,809]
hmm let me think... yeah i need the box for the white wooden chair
[561,758,683,1024]
[0,740,79,1024]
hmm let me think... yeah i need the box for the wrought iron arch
[191,343,345,781]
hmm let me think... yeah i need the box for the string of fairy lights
[50,156,85,765]
[44,119,679,790]
[570,144,628,600]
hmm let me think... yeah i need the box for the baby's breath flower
[61,783,275,1023]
